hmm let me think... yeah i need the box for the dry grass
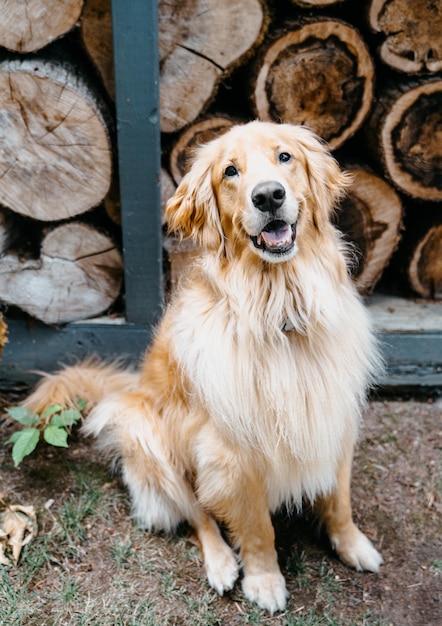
[0,398,440,625]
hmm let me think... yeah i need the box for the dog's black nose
[251,181,286,213]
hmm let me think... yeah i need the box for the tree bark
[335,167,402,294]
[408,221,442,300]
[159,0,267,133]
[366,79,442,201]
[0,223,123,324]
[0,57,113,221]
[252,19,374,150]
[369,0,442,74]
[81,0,115,99]
[0,0,84,53]
[169,116,236,184]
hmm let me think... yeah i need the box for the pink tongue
[261,224,292,247]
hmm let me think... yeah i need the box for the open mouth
[251,220,297,256]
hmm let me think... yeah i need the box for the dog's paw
[331,525,383,573]
[205,545,239,596]
[241,571,288,614]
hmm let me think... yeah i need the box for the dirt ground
[0,394,441,625]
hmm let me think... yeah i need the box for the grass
[0,485,364,626]
[0,467,399,626]
[1,398,440,625]
[0,570,45,624]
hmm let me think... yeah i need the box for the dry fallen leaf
[0,498,38,565]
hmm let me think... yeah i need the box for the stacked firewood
[0,0,440,326]
[162,0,442,300]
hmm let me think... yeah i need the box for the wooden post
[111,0,163,325]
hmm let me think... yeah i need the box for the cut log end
[159,0,266,133]
[335,168,402,294]
[0,60,112,220]
[170,117,235,184]
[254,20,374,149]
[408,225,442,299]
[369,0,442,73]
[0,223,123,324]
[0,0,84,53]
[381,80,442,201]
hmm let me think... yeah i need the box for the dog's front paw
[205,544,239,596]
[241,571,288,614]
[331,525,383,573]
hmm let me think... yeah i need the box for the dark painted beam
[0,319,152,387]
[378,333,442,389]
[111,0,163,325]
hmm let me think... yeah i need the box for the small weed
[317,560,341,596]
[16,535,52,577]
[126,598,157,626]
[111,536,133,568]
[61,485,100,545]
[0,568,44,625]
[3,400,85,466]
[182,591,221,625]
[161,570,179,599]
[287,549,309,587]
[381,435,397,444]
[60,576,80,603]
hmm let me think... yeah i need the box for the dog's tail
[22,359,139,416]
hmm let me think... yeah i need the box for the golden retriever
[24,121,383,614]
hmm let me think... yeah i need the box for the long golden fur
[25,121,383,613]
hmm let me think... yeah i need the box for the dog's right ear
[165,150,224,253]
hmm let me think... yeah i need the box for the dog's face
[166,121,350,264]
[211,129,302,263]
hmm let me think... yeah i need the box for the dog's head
[166,121,350,264]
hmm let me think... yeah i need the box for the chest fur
[169,278,375,466]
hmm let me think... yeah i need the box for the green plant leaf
[41,404,64,420]
[44,425,69,448]
[75,398,87,412]
[11,428,40,466]
[5,407,38,426]
[52,409,82,428]
[4,431,23,445]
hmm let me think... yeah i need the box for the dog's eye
[224,165,238,178]
[278,152,292,163]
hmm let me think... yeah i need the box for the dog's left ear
[296,130,352,229]
[165,149,224,253]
